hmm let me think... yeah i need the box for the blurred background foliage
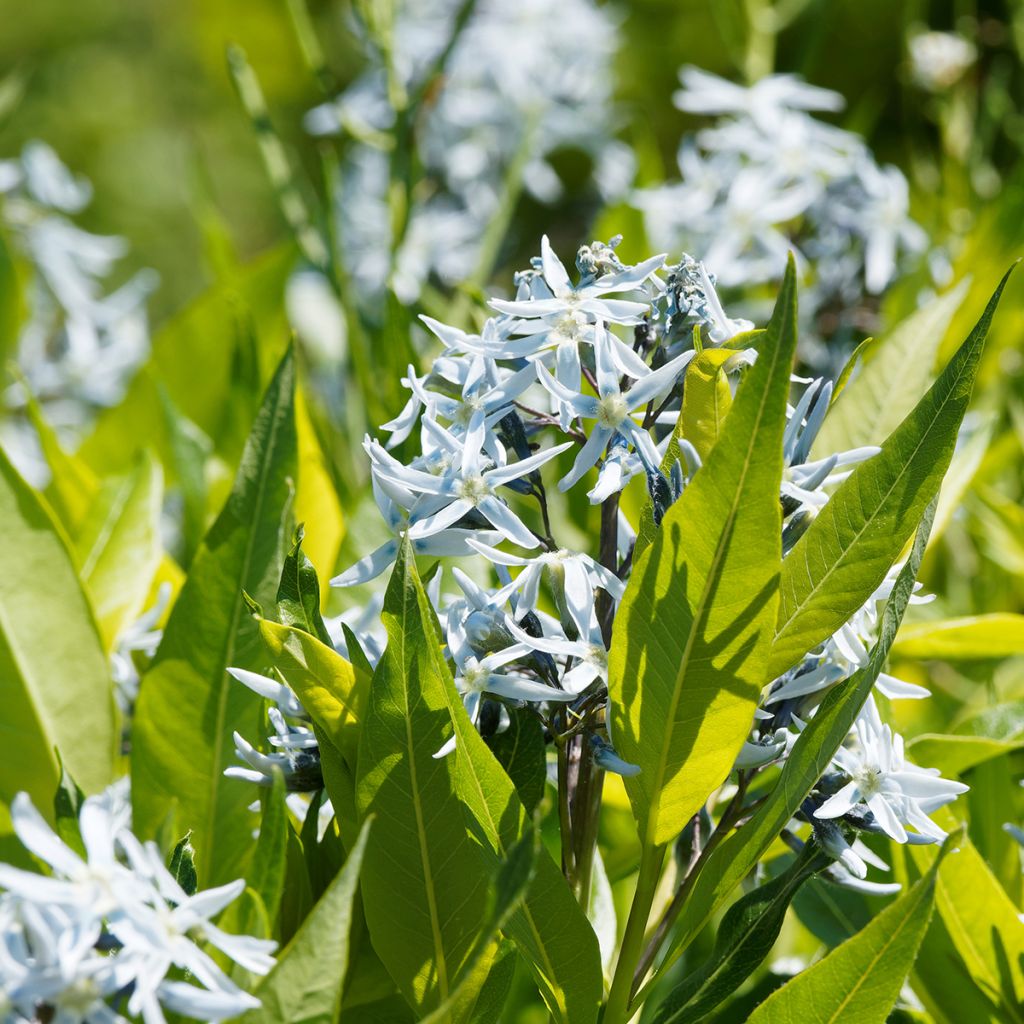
[3,0,1023,313]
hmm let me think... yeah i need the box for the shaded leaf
[744,838,951,1023]
[241,816,372,1024]
[652,844,830,1024]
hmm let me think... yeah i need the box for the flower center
[462,660,489,693]
[57,978,101,1014]
[853,765,884,798]
[596,394,629,428]
[458,474,492,506]
[454,394,485,426]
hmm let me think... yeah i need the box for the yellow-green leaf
[609,259,798,848]
[0,448,116,806]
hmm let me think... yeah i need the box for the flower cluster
[305,0,629,307]
[228,235,966,893]
[0,143,156,485]
[632,68,927,341]
[0,783,274,1024]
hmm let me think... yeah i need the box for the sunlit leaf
[0,446,117,806]
[131,347,297,885]
[609,258,797,847]
[769,269,1012,679]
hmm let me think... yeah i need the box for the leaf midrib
[822,884,927,1023]
[645,315,787,846]
[200,371,288,880]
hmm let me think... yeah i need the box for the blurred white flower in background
[909,30,977,92]
[633,67,927,344]
[0,142,157,485]
[304,0,628,309]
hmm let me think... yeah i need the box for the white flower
[814,700,968,843]
[673,66,844,131]
[909,31,976,92]
[469,538,624,636]
[367,418,571,549]
[536,321,692,489]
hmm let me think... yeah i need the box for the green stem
[604,843,665,1024]
[570,736,604,909]
[743,0,777,83]
[556,727,576,882]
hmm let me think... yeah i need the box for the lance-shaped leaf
[906,809,1024,1014]
[652,844,830,1024]
[75,452,163,651]
[355,543,490,1017]
[241,816,372,1024]
[406,539,603,1024]
[257,616,367,840]
[812,278,968,457]
[276,526,333,646]
[633,336,758,561]
[257,618,367,773]
[661,502,936,981]
[745,838,951,1023]
[609,259,798,848]
[680,347,736,462]
[419,832,537,1024]
[0,447,116,806]
[769,269,1012,679]
[892,613,1024,661]
[131,347,297,886]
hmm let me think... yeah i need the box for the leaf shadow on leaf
[616,515,778,812]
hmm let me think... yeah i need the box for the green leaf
[241,815,372,1024]
[0,225,23,361]
[249,768,288,930]
[355,542,491,1017]
[419,832,537,1024]
[131,347,297,886]
[745,837,951,1023]
[769,269,1013,680]
[22,388,99,535]
[52,757,86,858]
[276,525,333,647]
[483,708,547,815]
[168,832,199,897]
[812,278,969,457]
[158,386,212,567]
[75,452,163,651]
[633,335,760,561]
[405,540,604,1024]
[0,446,116,806]
[680,347,736,462]
[906,734,1024,777]
[609,258,798,847]
[652,845,829,1024]
[257,618,367,774]
[830,335,876,405]
[665,501,936,977]
[892,614,1024,660]
[906,810,1024,1016]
